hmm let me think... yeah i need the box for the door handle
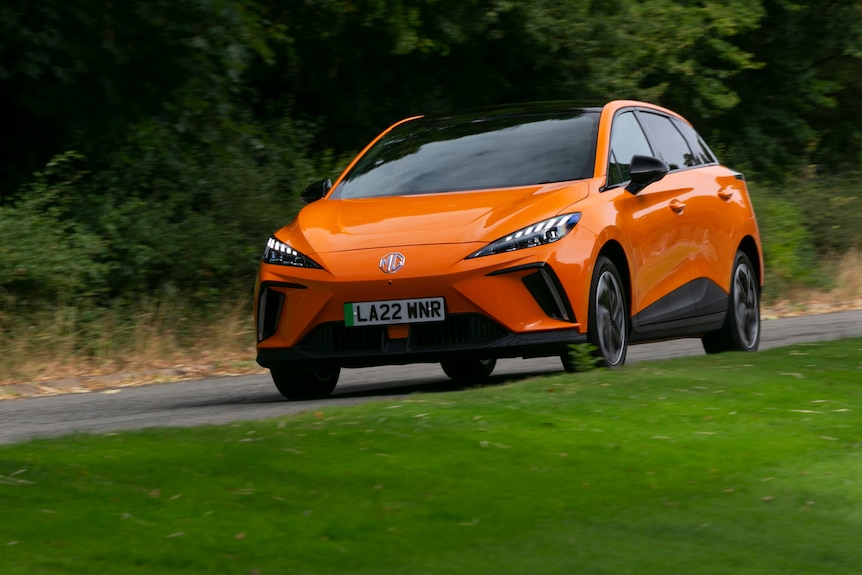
[718,189,734,201]
[669,199,686,214]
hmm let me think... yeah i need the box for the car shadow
[327,368,560,400]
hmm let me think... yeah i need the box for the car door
[668,116,747,311]
[607,110,697,326]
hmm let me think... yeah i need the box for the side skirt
[631,278,728,343]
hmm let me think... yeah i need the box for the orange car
[255,100,763,399]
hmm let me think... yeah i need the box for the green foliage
[73,112,321,302]
[0,152,106,306]
[0,0,285,195]
[0,111,329,313]
[749,185,816,290]
[718,0,862,178]
[1,0,861,319]
[565,343,600,372]
[790,172,862,255]
[750,172,862,292]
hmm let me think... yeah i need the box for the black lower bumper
[257,315,587,370]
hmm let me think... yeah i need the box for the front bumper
[256,313,587,369]
[255,239,595,369]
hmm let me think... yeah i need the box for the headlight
[262,236,322,268]
[467,213,581,258]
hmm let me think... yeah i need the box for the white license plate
[344,297,445,327]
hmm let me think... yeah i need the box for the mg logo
[379,252,405,274]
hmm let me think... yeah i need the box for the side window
[637,112,695,170]
[608,111,653,185]
[671,117,717,165]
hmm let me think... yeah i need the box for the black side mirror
[300,178,332,204]
[625,155,669,195]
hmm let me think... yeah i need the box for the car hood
[287,182,590,254]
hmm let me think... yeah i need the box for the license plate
[344,297,445,327]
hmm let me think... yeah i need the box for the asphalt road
[2,310,860,445]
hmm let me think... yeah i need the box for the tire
[270,365,340,400]
[587,255,629,368]
[440,358,496,381]
[702,251,761,354]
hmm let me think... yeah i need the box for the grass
[2,338,861,574]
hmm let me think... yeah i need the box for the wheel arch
[597,240,632,315]
[738,235,762,289]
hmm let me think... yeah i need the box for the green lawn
[2,339,861,574]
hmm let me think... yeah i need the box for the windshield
[332,110,599,199]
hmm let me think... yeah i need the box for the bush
[0,152,107,307]
[749,171,862,294]
[748,185,817,292]
[791,171,862,255]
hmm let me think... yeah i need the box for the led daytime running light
[468,213,581,258]
[262,236,322,268]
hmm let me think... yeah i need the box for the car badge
[379,252,405,274]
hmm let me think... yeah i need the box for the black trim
[260,281,307,291]
[257,288,286,342]
[633,283,697,327]
[257,315,587,370]
[630,313,726,344]
[691,278,728,317]
[486,263,545,276]
[488,263,576,323]
[631,278,728,342]
[256,281,307,343]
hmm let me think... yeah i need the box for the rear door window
[671,117,717,165]
[637,111,696,170]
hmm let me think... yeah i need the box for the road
[1,310,860,445]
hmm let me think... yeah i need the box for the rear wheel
[588,256,628,368]
[702,251,760,354]
[441,358,496,381]
[270,365,340,400]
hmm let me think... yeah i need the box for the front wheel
[270,365,340,400]
[702,251,761,354]
[441,358,496,381]
[588,256,629,368]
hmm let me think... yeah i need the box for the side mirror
[300,178,332,204]
[625,155,669,194]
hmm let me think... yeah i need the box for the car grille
[298,314,508,354]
